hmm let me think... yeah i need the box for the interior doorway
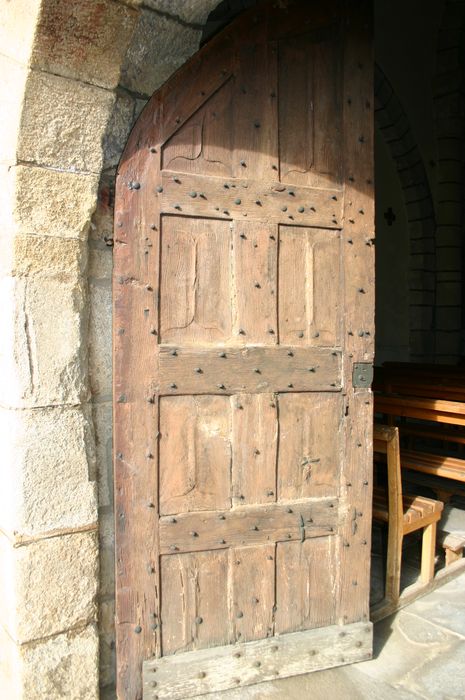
[372,0,465,607]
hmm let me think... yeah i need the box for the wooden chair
[373,424,444,605]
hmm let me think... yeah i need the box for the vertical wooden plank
[231,545,276,642]
[278,33,314,185]
[114,106,161,700]
[233,15,278,179]
[275,537,336,634]
[232,221,278,344]
[160,550,231,656]
[277,393,341,500]
[337,0,374,626]
[161,79,234,177]
[159,217,232,345]
[232,394,278,505]
[159,395,231,515]
[278,227,341,346]
[278,30,343,189]
[313,34,343,186]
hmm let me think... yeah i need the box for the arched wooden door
[114,1,374,697]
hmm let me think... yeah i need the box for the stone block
[0,530,98,643]
[409,305,433,331]
[437,246,462,272]
[410,330,435,357]
[23,624,99,700]
[120,8,201,96]
[10,165,99,239]
[437,134,462,160]
[18,70,115,172]
[0,56,28,164]
[90,171,116,244]
[0,0,41,65]
[435,331,461,356]
[103,91,137,168]
[406,199,434,221]
[436,281,461,307]
[144,0,220,24]
[437,180,462,201]
[409,252,435,271]
[99,511,115,599]
[0,274,88,408]
[31,0,137,90]
[436,306,462,331]
[89,245,113,281]
[436,224,462,247]
[437,200,462,226]
[89,277,112,398]
[0,404,97,538]
[93,402,113,509]
[409,237,435,255]
[0,235,86,279]
[409,270,435,291]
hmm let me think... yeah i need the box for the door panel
[114,1,374,698]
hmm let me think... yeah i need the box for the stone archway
[374,63,437,361]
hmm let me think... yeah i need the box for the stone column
[0,1,137,697]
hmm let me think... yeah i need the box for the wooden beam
[159,499,338,554]
[155,346,341,395]
[143,621,372,699]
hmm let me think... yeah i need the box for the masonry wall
[0,1,464,699]
[0,1,223,697]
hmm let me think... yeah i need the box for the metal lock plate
[352,362,373,388]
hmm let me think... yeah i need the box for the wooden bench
[441,532,465,566]
[375,395,465,483]
[373,424,444,605]
[374,362,465,403]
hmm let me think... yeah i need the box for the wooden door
[114,1,374,698]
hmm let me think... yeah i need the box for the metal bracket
[352,362,373,388]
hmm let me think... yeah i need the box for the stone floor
[208,571,465,699]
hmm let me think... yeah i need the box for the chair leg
[420,521,437,583]
[385,528,403,604]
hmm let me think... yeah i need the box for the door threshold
[143,621,372,699]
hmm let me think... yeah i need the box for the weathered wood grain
[232,14,278,180]
[159,499,338,555]
[275,537,336,634]
[277,392,341,500]
[278,227,342,346]
[232,545,275,642]
[159,171,342,227]
[232,393,278,505]
[279,28,343,189]
[159,216,232,345]
[336,0,374,628]
[143,621,372,699]
[160,550,231,656]
[155,346,342,395]
[232,221,278,344]
[162,79,234,178]
[159,395,231,515]
[115,1,374,696]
